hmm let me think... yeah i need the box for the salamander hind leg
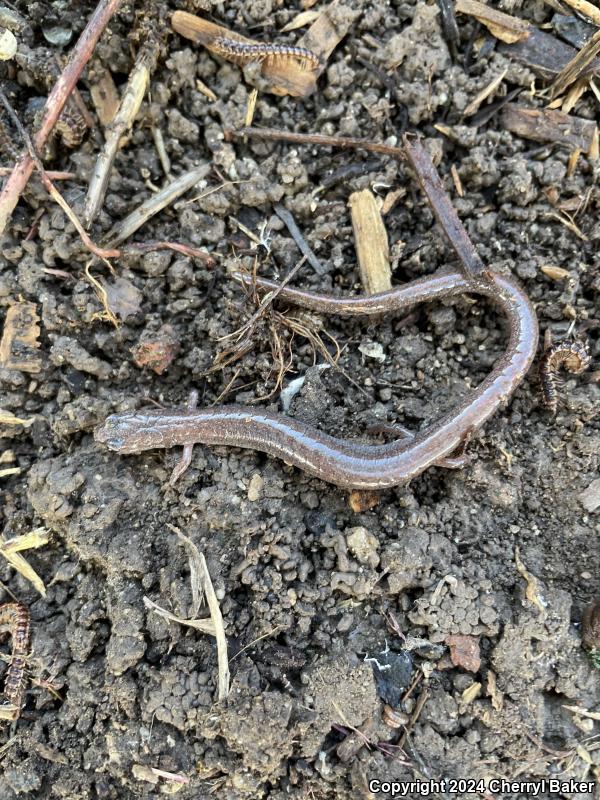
[434,433,473,470]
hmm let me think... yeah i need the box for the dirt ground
[0,0,599,798]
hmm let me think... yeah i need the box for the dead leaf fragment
[281,10,320,32]
[0,410,35,427]
[540,264,571,281]
[461,682,482,704]
[446,634,481,672]
[349,490,381,512]
[486,669,503,711]
[515,546,546,613]
[0,302,42,373]
[104,277,143,321]
[0,528,50,596]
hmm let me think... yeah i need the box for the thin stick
[84,40,159,227]
[122,240,215,267]
[273,204,326,275]
[402,135,487,279]
[0,0,123,236]
[225,126,407,160]
[0,168,76,180]
[105,164,211,246]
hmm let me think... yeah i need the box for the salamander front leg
[169,390,199,486]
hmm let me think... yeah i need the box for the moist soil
[0,1,599,798]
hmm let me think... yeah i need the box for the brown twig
[0,168,76,180]
[225,126,407,160]
[0,0,123,236]
[122,240,216,266]
[402,135,488,280]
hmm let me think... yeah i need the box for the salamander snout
[94,414,139,453]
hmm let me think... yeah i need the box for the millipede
[539,340,591,414]
[210,37,320,70]
[0,602,31,718]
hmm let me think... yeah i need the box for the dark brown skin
[94,268,539,491]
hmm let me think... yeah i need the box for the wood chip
[0,410,35,427]
[349,188,391,294]
[578,478,600,512]
[499,26,600,82]
[455,0,531,43]
[0,301,42,373]
[501,104,598,154]
[131,325,180,375]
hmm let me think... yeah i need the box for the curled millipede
[0,602,31,718]
[539,340,591,414]
[211,37,319,70]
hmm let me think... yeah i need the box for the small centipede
[539,340,591,414]
[0,602,31,719]
[211,37,320,70]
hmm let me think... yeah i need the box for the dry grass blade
[168,523,202,618]
[105,164,211,245]
[0,527,50,596]
[142,596,215,635]
[197,552,230,701]
[0,90,120,260]
[145,525,230,700]
[0,468,21,478]
[563,705,600,721]
[551,28,600,99]
[463,68,508,117]
[0,410,35,427]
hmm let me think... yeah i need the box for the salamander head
[94,413,142,454]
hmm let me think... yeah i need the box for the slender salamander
[94,268,538,490]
